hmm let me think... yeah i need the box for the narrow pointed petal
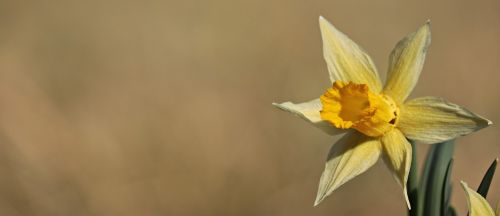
[460,181,496,216]
[273,99,344,135]
[319,16,382,92]
[496,201,500,216]
[380,129,412,209]
[495,201,500,216]
[398,97,491,144]
[315,131,381,205]
[383,21,431,103]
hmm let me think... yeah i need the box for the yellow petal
[315,131,381,205]
[273,99,344,135]
[399,97,491,144]
[383,21,431,103]
[461,181,496,216]
[380,129,412,209]
[496,201,500,216]
[319,16,382,92]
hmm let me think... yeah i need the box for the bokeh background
[0,0,498,215]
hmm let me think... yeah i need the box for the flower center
[320,81,399,137]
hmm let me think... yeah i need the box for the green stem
[417,144,436,216]
[422,140,455,216]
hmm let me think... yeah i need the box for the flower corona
[320,81,399,137]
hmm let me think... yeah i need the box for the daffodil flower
[461,181,500,216]
[273,16,492,207]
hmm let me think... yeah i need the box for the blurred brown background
[0,0,498,215]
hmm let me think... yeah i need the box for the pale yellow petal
[461,181,496,216]
[315,131,381,205]
[496,201,500,216]
[380,129,412,209]
[383,21,431,103]
[319,16,382,92]
[399,97,491,144]
[273,99,344,135]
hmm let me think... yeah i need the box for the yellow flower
[273,16,492,207]
[461,181,499,216]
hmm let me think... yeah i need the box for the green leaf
[441,159,453,216]
[407,140,418,216]
[420,140,455,216]
[417,143,436,216]
[476,158,498,198]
